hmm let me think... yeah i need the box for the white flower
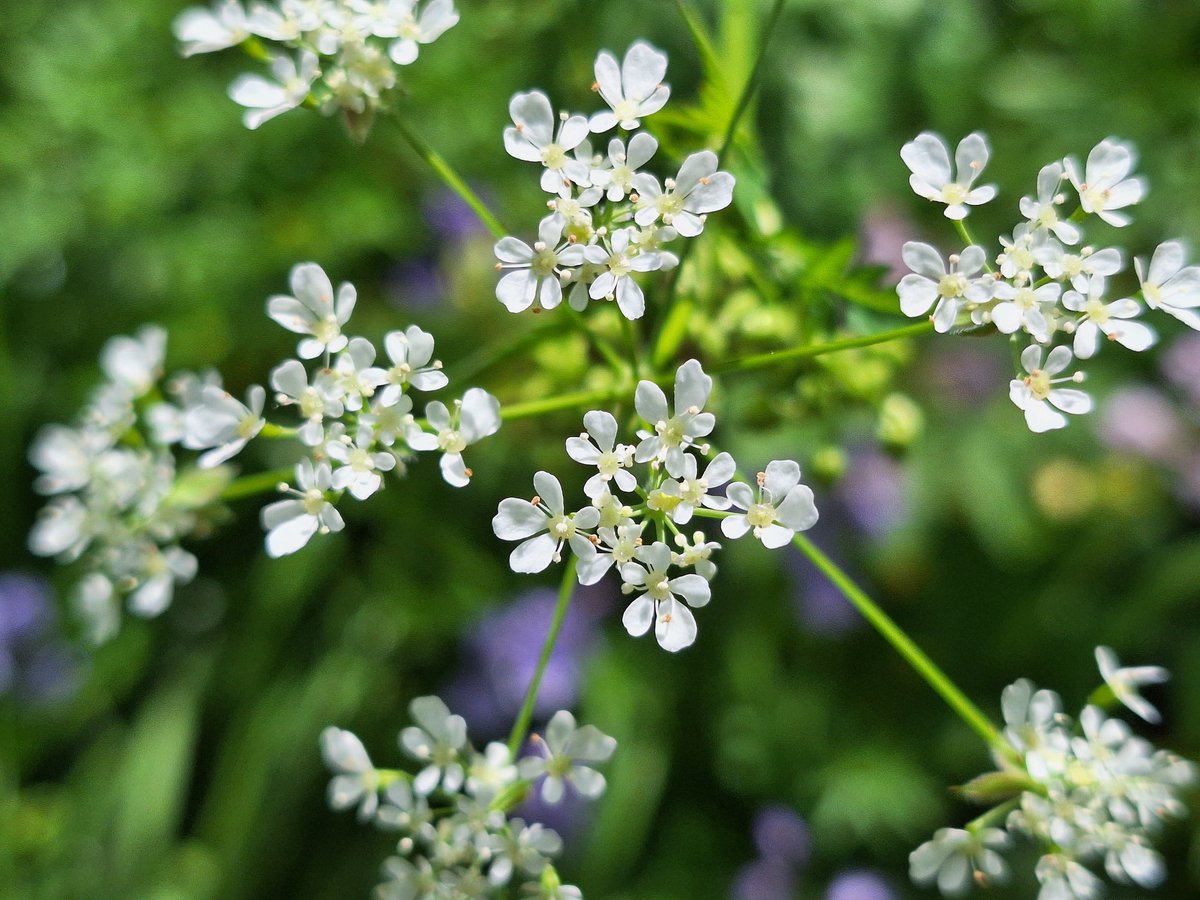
[127,544,199,617]
[632,151,735,237]
[491,471,600,574]
[399,695,468,796]
[1063,275,1156,359]
[588,41,670,133]
[326,428,396,500]
[379,326,448,404]
[633,359,715,477]
[517,710,617,803]
[270,359,344,446]
[897,242,991,332]
[183,384,266,467]
[387,0,459,66]
[1134,240,1200,330]
[721,460,819,549]
[1009,345,1092,433]
[320,726,381,820]
[466,742,519,799]
[228,50,318,130]
[494,215,587,312]
[583,227,664,320]
[619,541,710,652]
[261,459,345,557]
[504,91,591,193]
[901,131,997,219]
[669,451,735,525]
[565,410,637,498]
[332,337,388,411]
[1037,242,1124,293]
[100,325,167,397]
[672,531,720,581]
[408,387,501,487]
[173,0,250,56]
[29,425,105,495]
[267,262,356,359]
[1063,138,1146,228]
[989,280,1062,341]
[597,133,658,201]
[574,521,643,586]
[74,573,119,645]
[1020,161,1081,245]
[997,224,1045,281]
[1095,646,1169,725]
[1034,853,1103,900]
[909,827,1011,897]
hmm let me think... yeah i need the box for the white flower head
[228,50,319,130]
[379,325,448,405]
[1034,853,1103,900]
[173,0,250,56]
[598,133,658,201]
[632,151,735,237]
[989,280,1062,341]
[1009,345,1092,433]
[721,460,819,549]
[668,451,735,525]
[267,262,356,359]
[1134,240,1200,331]
[182,383,266,468]
[518,710,617,804]
[566,410,637,498]
[270,359,345,446]
[1064,138,1146,227]
[901,131,997,219]
[492,471,600,574]
[1095,646,1169,725]
[582,227,664,320]
[619,541,711,652]
[588,41,670,133]
[633,359,715,477]
[1063,274,1156,359]
[408,387,501,487]
[574,520,644,586]
[1037,241,1124,293]
[326,427,396,500]
[387,0,460,66]
[1020,161,1082,245]
[320,726,380,820]
[910,827,1011,897]
[124,544,199,618]
[504,91,591,193]
[897,242,991,333]
[494,215,587,313]
[399,695,468,796]
[261,459,345,557]
[100,325,167,398]
[333,337,388,411]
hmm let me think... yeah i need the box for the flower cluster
[492,360,819,652]
[899,132,1200,432]
[494,42,735,319]
[173,0,459,134]
[910,647,1195,899]
[321,697,614,897]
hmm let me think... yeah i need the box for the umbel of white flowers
[494,41,735,320]
[492,359,818,653]
[910,646,1195,899]
[897,131,1200,433]
[321,697,613,897]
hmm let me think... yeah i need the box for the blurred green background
[2,0,1199,897]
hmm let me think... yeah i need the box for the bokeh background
[2,0,1200,897]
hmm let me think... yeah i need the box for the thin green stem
[672,0,723,75]
[953,219,995,275]
[508,557,578,756]
[716,0,787,163]
[500,386,633,423]
[621,315,643,382]
[388,116,508,239]
[220,467,295,502]
[966,797,1021,833]
[712,321,935,374]
[791,533,1004,751]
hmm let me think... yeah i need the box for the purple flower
[1161,332,1200,407]
[730,859,795,900]
[424,187,490,243]
[1097,386,1184,464]
[824,869,897,900]
[837,450,907,539]
[0,572,82,704]
[753,806,811,866]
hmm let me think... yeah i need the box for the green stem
[672,0,723,75]
[508,557,578,756]
[620,315,643,382]
[716,0,787,163]
[791,533,1004,750]
[966,797,1021,833]
[565,304,627,376]
[388,116,508,240]
[220,466,295,502]
[500,385,634,422]
[953,219,995,275]
[711,321,934,374]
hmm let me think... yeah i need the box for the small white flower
[597,133,658,201]
[1095,646,1169,725]
[583,227,663,320]
[270,359,345,446]
[408,387,501,487]
[399,695,468,796]
[633,359,715,477]
[492,471,600,574]
[632,151,735,237]
[588,41,670,133]
[29,496,92,561]
[100,325,167,398]
[989,280,1062,341]
[504,91,591,193]
[74,573,119,645]
[173,0,250,56]
[320,726,381,820]
[897,242,991,332]
[127,544,199,617]
[909,827,1011,897]
[1008,345,1092,433]
[565,410,637,498]
[1134,240,1200,331]
[466,741,519,799]
[494,215,587,312]
[1063,138,1146,228]
[517,710,617,803]
[1063,275,1156,359]
[228,50,319,130]
[619,541,710,652]
[386,0,459,66]
[1037,241,1124,293]
[29,425,105,495]
[669,451,735,525]
[1034,853,1103,900]
[183,384,266,467]
[1020,161,1081,245]
[721,460,819,549]
[901,131,997,219]
[267,262,356,359]
[574,521,643,586]
[332,337,388,411]
[379,325,448,404]
[326,428,396,500]
[261,459,345,557]
[997,224,1045,281]
[672,531,720,581]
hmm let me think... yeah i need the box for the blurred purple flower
[730,858,796,900]
[837,450,907,539]
[753,806,811,866]
[385,258,445,309]
[859,204,916,284]
[1177,453,1200,513]
[824,869,897,900]
[1097,386,1185,464]
[424,187,489,243]
[0,572,82,704]
[1161,332,1200,408]
[921,344,1007,409]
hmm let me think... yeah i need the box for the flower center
[646,570,671,601]
[541,143,567,170]
[548,514,574,541]
[1085,299,1109,322]
[438,429,467,454]
[941,182,969,205]
[658,416,687,447]
[302,488,326,516]
[531,246,559,278]
[1025,368,1052,401]
[938,273,967,299]
[746,502,776,529]
[613,99,639,122]
[1142,282,1162,308]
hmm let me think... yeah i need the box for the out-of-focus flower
[1095,645,1170,724]
[1097,386,1184,464]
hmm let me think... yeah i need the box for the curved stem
[220,466,296,502]
[507,557,578,756]
[388,116,508,240]
[712,321,934,374]
[791,532,1005,751]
